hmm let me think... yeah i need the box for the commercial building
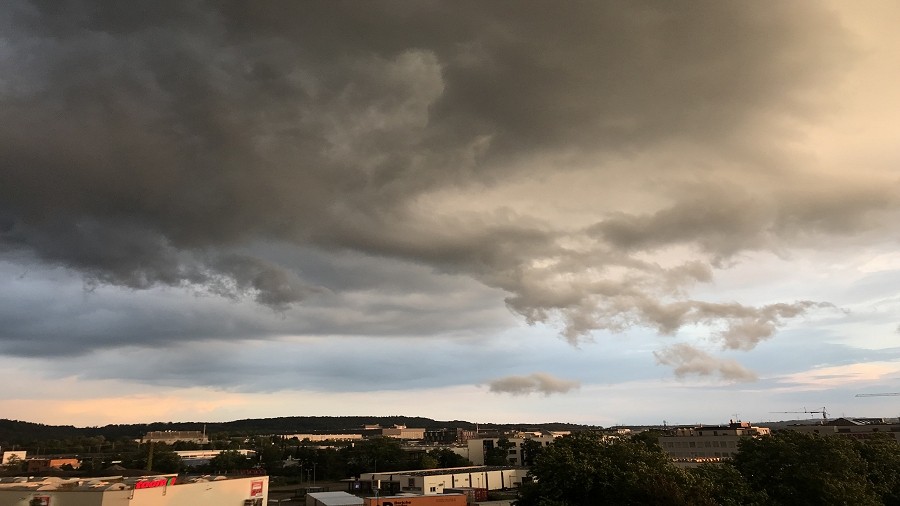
[0,474,267,506]
[423,429,476,445]
[358,466,526,495]
[175,449,255,467]
[784,417,900,441]
[141,431,209,445]
[380,427,426,440]
[1,452,26,466]
[285,434,364,442]
[466,432,561,466]
[658,421,770,462]
[24,458,80,473]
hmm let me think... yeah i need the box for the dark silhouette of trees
[516,432,712,506]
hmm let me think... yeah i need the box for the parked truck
[363,494,467,506]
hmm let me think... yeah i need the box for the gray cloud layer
[0,1,881,374]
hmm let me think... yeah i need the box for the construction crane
[856,393,900,397]
[770,407,829,420]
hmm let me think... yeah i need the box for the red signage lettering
[250,479,264,497]
[135,477,176,489]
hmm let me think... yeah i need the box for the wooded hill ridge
[0,416,596,444]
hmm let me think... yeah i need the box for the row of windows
[663,440,736,449]
[670,451,735,458]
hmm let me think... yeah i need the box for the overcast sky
[3,0,900,427]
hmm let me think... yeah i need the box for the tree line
[2,435,472,483]
[515,430,900,506]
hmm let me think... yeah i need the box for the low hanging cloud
[487,373,581,396]
[654,344,757,382]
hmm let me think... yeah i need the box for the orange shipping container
[363,494,467,506]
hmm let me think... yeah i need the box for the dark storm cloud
[0,0,862,364]
[0,256,513,357]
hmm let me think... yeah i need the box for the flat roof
[308,491,364,505]
[0,474,258,492]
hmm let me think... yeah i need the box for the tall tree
[516,432,713,506]
[209,450,253,473]
[733,431,879,506]
[485,438,515,466]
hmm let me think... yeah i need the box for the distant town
[2,414,900,504]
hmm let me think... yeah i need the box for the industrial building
[422,429,476,445]
[466,432,562,466]
[658,421,770,462]
[379,426,426,440]
[784,417,900,441]
[358,466,526,495]
[140,430,209,445]
[24,458,80,474]
[1,452,26,466]
[174,449,255,467]
[0,474,267,506]
[284,434,364,442]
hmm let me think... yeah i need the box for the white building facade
[360,466,527,495]
[0,474,267,506]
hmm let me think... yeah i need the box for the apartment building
[658,421,770,462]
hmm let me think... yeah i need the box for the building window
[430,487,436,492]
[408,479,415,487]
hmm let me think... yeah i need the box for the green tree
[428,448,471,468]
[129,443,182,473]
[209,450,252,473]
[733,431,878,506]
[516,432,713,506]
[417,453,439,469]
[631,429,666,451]
[3,453,24,472]
[858,434,900,505]
[485,438,515,466]
[257,443,284,471]
[520,439,544,466]
[341,437,407,476]
[690,463,767,506]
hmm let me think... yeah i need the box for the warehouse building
[358,466,526,495]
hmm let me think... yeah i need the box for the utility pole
[146,442,154,471]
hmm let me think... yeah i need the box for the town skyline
[2,1,900,427]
